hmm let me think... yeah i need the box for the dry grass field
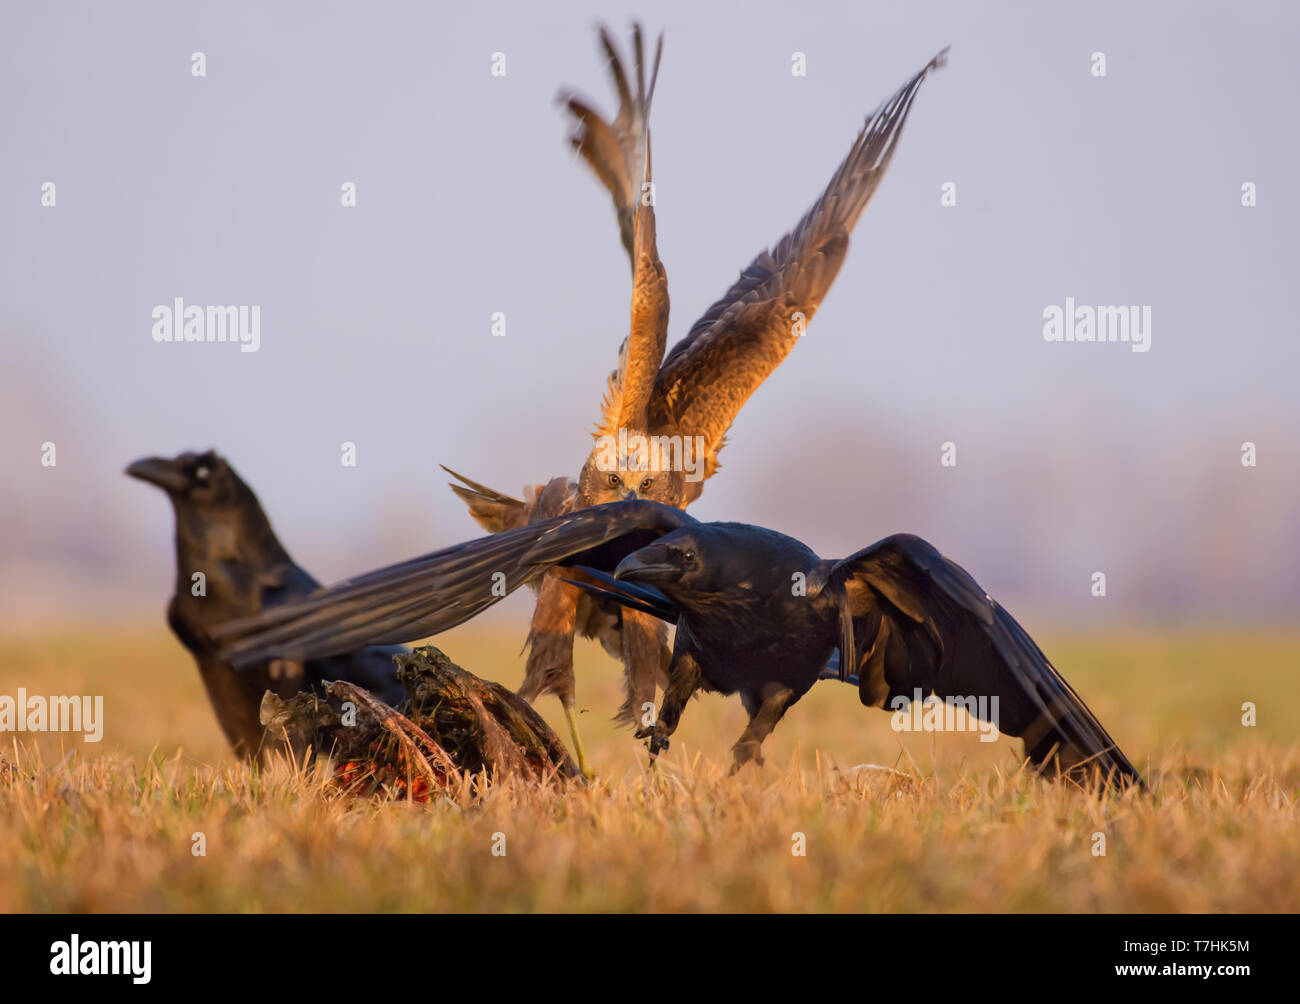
[1,623,1297,912]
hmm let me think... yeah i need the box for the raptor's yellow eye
[640,477,653,491]
[607,473,620,487]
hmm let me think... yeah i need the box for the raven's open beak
[125,456,189,493]
[613,549,678,584]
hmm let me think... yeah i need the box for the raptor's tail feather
[441,465,529,534]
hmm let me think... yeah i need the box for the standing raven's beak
[613,548,678,584]
[125,456,190,493]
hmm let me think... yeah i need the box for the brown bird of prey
[445,26,946,776]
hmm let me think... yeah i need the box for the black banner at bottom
[0,912,1274,989]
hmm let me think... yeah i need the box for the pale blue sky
[1,0,1296,626]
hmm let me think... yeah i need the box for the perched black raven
[443,27,947,777]
[127,450,407,757]
[215,501,1141,787]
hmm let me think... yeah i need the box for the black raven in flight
[215,501,1141,787]
[127,450,407,757]
[444,25,948,775]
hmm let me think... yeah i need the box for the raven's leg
[520,569,591,778]
[637,649,702,762]
[730,685,797,774]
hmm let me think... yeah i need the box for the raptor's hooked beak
[613,548,678,584]
[622,489,638,501]
[125,456,190,493]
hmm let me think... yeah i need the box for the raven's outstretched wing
[827,533,1142,787]
[648,50,946,498]
[257,560,409,706]
[213,501,695,667]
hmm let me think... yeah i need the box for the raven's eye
[607,473,620,487]
[194,466,210,482]
[682,549,696,564]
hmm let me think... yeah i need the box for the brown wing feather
[442,467,575,533]
[614,142,669,434]
[442,465,530,533]
[648,50,947,496]
[574,25,668,440]
[560,23,659,272]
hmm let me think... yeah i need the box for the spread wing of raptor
[566,24,669,442]
[561,24,661,273]
[648,47,947,497]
